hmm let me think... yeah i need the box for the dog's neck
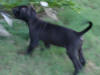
[26,15,41,26]
[24,14,37,23]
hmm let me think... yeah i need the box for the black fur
[12,5,93,75]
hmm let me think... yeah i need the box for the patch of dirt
[85,60,100,72]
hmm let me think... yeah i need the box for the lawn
[0,0,100,75]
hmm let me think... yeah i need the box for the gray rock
[1,12,13,27]
[0,24,11,37]
[44,8,59,21]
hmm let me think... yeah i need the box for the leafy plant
[0,0,80,13]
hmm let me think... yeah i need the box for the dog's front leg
[26,39,39,55]
[26,26,39,55]
[44,42,50,49]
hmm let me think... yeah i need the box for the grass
[0,0,100,75]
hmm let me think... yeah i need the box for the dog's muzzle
[12,8,19,18]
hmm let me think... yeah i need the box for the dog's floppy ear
[28,5,36,14]
[28,5,33,10]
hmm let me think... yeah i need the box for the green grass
[0,0,100,75]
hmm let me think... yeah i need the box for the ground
[0,0,100,75]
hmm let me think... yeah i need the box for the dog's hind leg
[78,47,86,66]
[66,46,82,75]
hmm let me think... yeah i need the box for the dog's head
[12,5,36,21]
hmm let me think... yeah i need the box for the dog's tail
[78,21,93,36]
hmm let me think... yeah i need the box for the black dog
[12,5,92,75]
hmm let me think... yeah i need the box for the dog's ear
[28,5,36,14]
[28,5,33,10]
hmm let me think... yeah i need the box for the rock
[40,1,59,21]
[0,24,11,37]
[44,8,59,21]
[1,12,13,27]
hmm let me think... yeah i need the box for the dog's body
[12,5,92,75]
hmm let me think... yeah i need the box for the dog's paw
[80,59,86,66]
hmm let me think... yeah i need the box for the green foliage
[0,0,81,15]
[0,0,78,10]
